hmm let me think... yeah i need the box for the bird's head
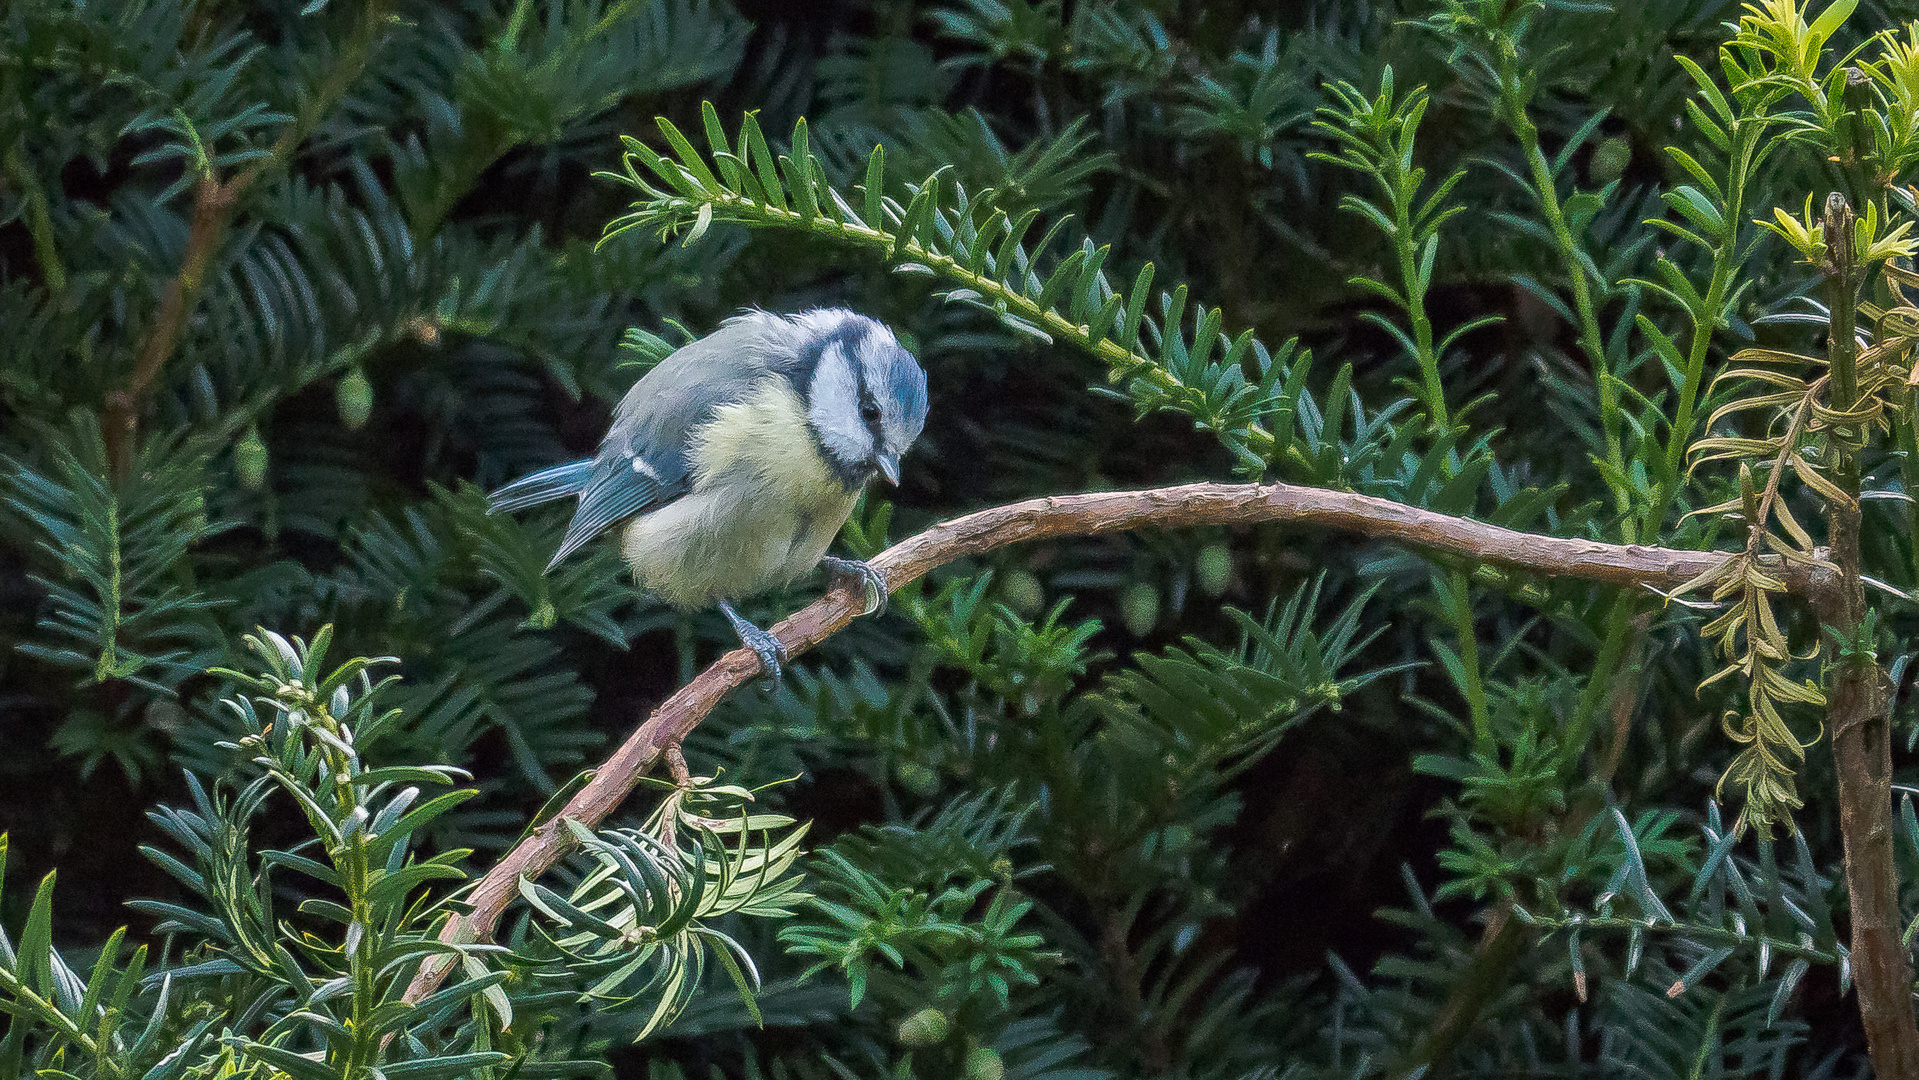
[800,312,928,489]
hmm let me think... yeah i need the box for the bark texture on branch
[1817,192,1919,1079]
[1820,422,1917,1079]
[402,479,1832,1005]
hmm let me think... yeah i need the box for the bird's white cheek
[809,415,870,469]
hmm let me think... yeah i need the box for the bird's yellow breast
[619,377,860,609]
[686,379,846,504]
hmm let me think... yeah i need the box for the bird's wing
[546,455,684,569]
[488,460,595,514]
[547,323,781,569]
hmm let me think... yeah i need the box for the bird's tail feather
[487,460,594,514]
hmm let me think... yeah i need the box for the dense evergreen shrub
[10,1,1919,1076]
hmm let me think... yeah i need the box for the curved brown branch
[401,479,1832,1005]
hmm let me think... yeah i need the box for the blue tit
[488,308,929,683]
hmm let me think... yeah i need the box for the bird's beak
[874,453,902,486]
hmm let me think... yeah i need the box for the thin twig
[105,174,238,475]
[1750,378,1825,556]
[402,479,1836,1006]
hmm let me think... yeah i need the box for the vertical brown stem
[1099,911,1173,1073]
[105,174,239,478]
[1829,657,1911,1076]
[100,0,389,479]
[1389,905,1529,1079]
[1821,193,1919,1080]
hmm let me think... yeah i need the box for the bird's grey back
[606,315,791,471]
[545,310,880,568]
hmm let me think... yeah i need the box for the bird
[487,308,929,684]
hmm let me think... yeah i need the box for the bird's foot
[822,556,889,617]
[719,601,788,687]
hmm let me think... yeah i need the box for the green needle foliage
[20,0,1919,1077]
[0,629,811,1076]
[604,103,1319,478]
[521,791,810,1040]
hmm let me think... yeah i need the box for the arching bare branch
[402,479,1828,1005]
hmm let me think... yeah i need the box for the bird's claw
[719,601,788,688]
[737,624,788,687]
[822,556,888,617]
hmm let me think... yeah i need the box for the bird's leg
[718,600,787,686]
[821,556,889,617]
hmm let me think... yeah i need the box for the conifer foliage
[10,1,1919,1077]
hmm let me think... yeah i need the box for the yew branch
[102,0,390,478]
[401,478,1832,1006]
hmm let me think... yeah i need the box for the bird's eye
[860,401,881,423]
